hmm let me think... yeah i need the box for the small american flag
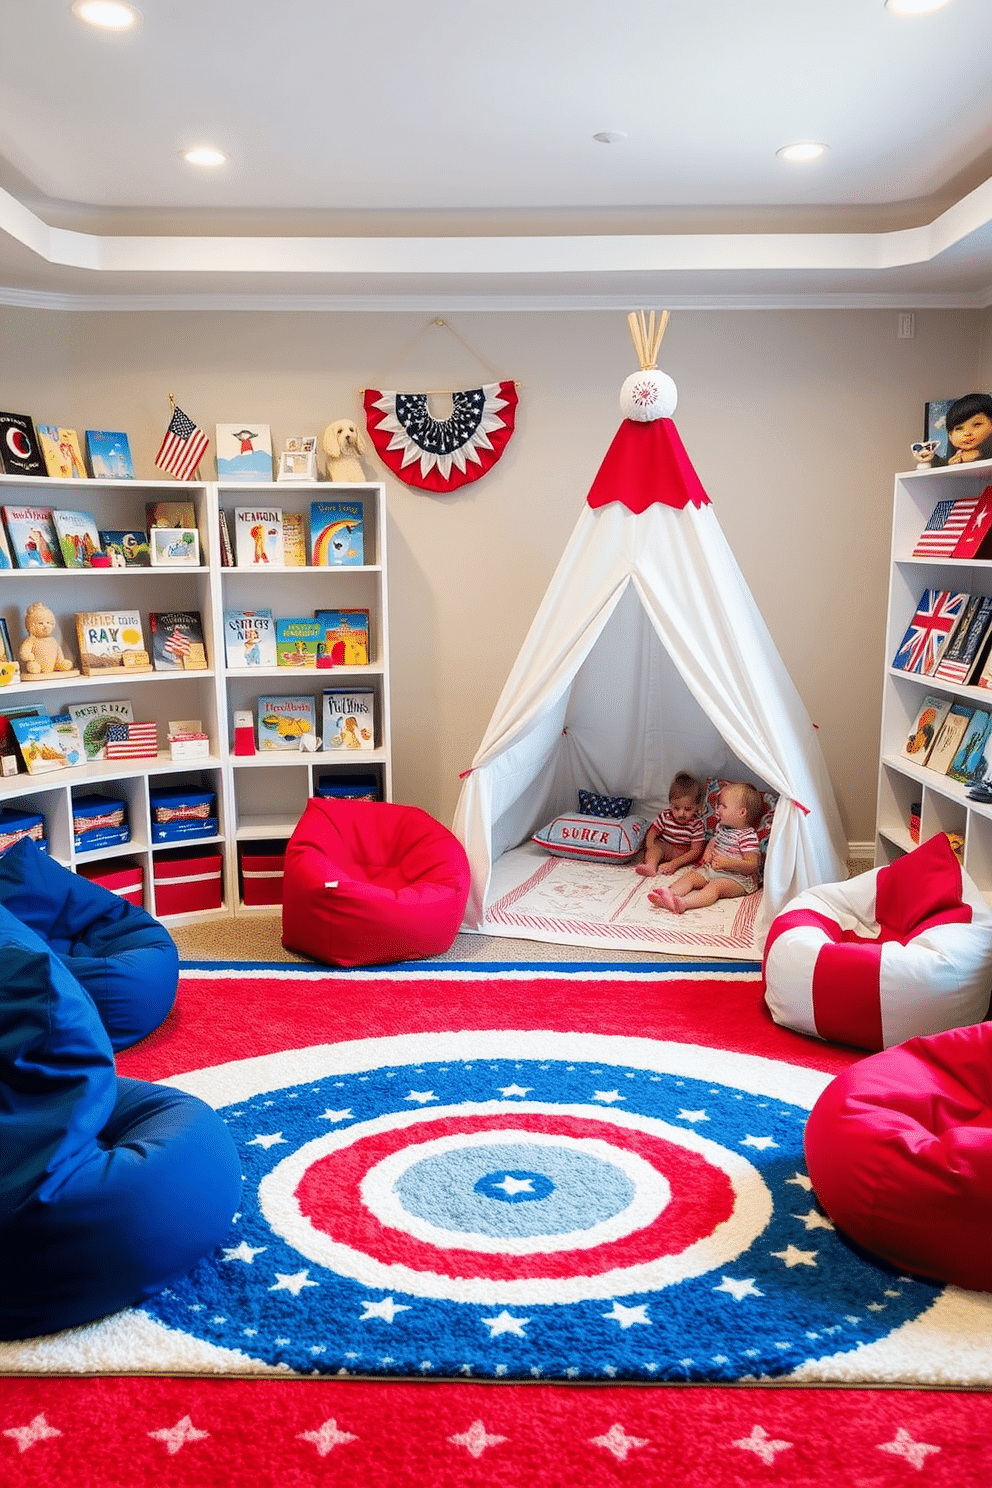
[913,496,979,556]
[105,721,158,760]
[892,589,969,675]
[164,630,192,662]
[154,405,209,481]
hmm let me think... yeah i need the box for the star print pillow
[577,791,634,819]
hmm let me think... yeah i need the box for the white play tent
[452,412,848,952]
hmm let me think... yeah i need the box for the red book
[951,486,992,558]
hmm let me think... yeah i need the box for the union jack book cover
[891,589,968,675]
[149,610,208,671]
[932,593,992,685]
[912,495,979,557]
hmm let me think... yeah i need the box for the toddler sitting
[649,781,762,915]
[636,771,705,877]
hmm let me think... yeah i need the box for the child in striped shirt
[649,781,762,915]
[636,771,706,878]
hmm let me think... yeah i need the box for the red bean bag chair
[282,798,471,967]
[763,833,992,1050]
[804,1023,992,1291]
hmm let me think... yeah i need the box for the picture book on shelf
[99,529,150,567]
[947,708,992,785]
[912,496,980,557]
[216,423,273,482]
[148,526,200,567]
[146,499,196,530]
[926,702,974,775]
[275,617,322,667]
[0,413,45,476]
[217,509,234,567]
[310,499,364,565]
[224,608,277,668]
[64,699,134,760]
[149,611,208,671]
[951,487,992,559]
[38,426,87,480]
[315,608,370,667]
[281,510,307,566]
[322,688,375,751]
[51,509,103,568]
[0,520,12,570]
[932,593,992,684]
[2,506,62,568]
[75,610,152,675]
[85,430,134,480]
[10,712,69,774]
[234,506,284,566]
[257,694,317,751]
[901,693,953,766]
[891,589,969,676]
[50,716,85,769]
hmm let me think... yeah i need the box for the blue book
[310,500,364,566]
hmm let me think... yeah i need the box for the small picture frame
[149,527,201,567]
[278,436,318,482]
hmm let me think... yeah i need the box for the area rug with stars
[5,961,992,1390]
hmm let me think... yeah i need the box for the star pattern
[3,1414,62,1452]
[771,1245,818,1268]
[222,1241,267,1264]
[714,1276,764,1301]
[676,1108,709,1123]
[497,1083,532,1098]
[318,1108,353,1122]
[360,1296,411,1323]
[269,1270,319,1296]
[148,1416,210,1455]
[592,1089,625,1104]
[404,1089,437,1104]
[247,1131,286,1149]
[492,1174,535,1194]
[590,1423,649,1462]
[733,1424,794,1466]
[602,1301,652,1329]
[298,1418,358,1456]
[481,1311,530,1337]
[794,1207,834,1231]
[741,1134,777,1150]
[448,1419,508,1458]
[877,1427,941,1469]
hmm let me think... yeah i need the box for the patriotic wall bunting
[363,382,518,492]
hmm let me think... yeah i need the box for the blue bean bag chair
[0,837,178,1049]
[0,859,241,1341]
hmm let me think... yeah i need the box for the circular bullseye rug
[144,1032,937,1380]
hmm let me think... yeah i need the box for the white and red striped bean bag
[763,833,992,1051]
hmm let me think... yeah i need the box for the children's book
[50,715,85,769]
[65,699,134,760]
[51,509,103,568]
[224,608,277,668]
[315,608,371,667]
[38,426,88,479]
[10,712,69,774]
[275,617,322,668]
[0,413,45,477]
[926,702,974,775]
[146,499,196,529]
[148,526,200,566]
[99,529,150,567]
[0,520,13,570]
[257,694,317,752]
[891,589,969,676]
[952,487,992,559]
[235,506,283,566]
[216,424,273,482]
[322,688,375,751]
[310,499,364,566]
[2,506,62,568]
[149,611,208,671]
[218,509,235,567]
[932,593,992,684]
[85,430,134,479]
[75,610,152,676]
[948,708,992,785]
[281,510,307,566]
[901,694,953,766]
[912,496,980,557]
[0,617,18,686]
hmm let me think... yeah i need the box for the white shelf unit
[0,476,391,922]
[876,459,992,896]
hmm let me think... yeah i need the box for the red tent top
[586,418,711,513]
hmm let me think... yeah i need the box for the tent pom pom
[620,369,678,422]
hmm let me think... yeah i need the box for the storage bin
[240,842,286,906]
[0,807,46,855]
[149,786,217,843]
[73,793,129,852]
[153,849,223,916]
[315,772,380,802]
[77,860,144,907]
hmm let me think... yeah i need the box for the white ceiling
[2,0,992,308]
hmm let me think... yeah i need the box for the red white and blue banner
[363,383,517,492]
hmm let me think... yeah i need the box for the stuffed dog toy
[323,420,368,482]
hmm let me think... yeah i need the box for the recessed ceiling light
[776,141,828,163]
[593,131,627,144]
[181,146,228,168]
[885,0,951,14]
[72,1,139,28]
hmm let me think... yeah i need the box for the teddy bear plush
[19,601,78,676]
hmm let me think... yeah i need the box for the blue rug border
[178,958,763,975]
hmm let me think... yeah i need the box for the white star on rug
[592,1089,625,1103]
[794,1208,834,1231]
[493,1174,535,1195]
[318,1108,353,1122]
[298,1418,358,1456]
[741,1134,777,1150]
[497,1083,532,1098]
[247,1131,286,1149]
[404,1089,437,1103]
[481,1310,530,1337]
[449,1420,509,1458]
[360,1296,411,1323]
[3,1414,62,1452]
[786,1171,813,1190]
[589,1423,649,1462]
[270,1269,319,1295]
[222,1241,267,1264]
[714,1276,764,1300]
[602,1301,652,1329]
[771,1245,818,1268]
[676,1108,709,1123]
[878,1427,941,1469]
[148,1416,210,1455]
[733,1424,793,1466]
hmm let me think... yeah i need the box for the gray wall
[0,303,985,844]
